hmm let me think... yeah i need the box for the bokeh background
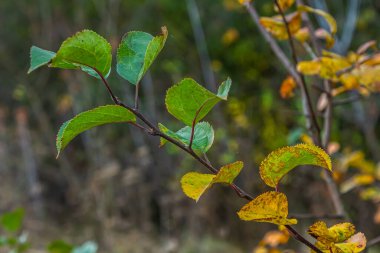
[0,0,380,252]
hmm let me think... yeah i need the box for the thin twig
[134,82,140,110]
[274,0,322,145]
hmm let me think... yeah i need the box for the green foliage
[165,78,231,126]
[47,240,73,253]
[27,46,55,74]
[51,30,112,79]
[56,105,136,156]
[117,27,168,85]
[159,122,214,153]
[0,208,24,232]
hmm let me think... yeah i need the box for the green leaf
[237,191,297,225]
[28,46,56,74]
[165,78,231,126]
[117,27,168,85]
[217,77,232,100]
[259,143,332,188]
[180,161,243,201]
[50,30,112,79]
[0,208,25,232]
[56,105,136,157]
[159,122,214,153]
[73,241,98,253]
[47,240,73,253]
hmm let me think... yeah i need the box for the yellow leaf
[315,28,335,49]
[213,161,244,184]
[340,174,375,193]
[222,28,240,46]
[297,61,321,75]
[294,27,310,43]
[280,76,297,99]
[181,172,215,202]
[261,230,290,247]
[181,161,244,201]
[335,233,367,253]
[260,12,301,40]
[298,5,337,34]
[259,143,332,188]
[238,0,251,4]
[237,191,298,225]
[274,0,295,12]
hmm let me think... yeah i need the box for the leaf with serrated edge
[259,143,332,188]
[28,46,56,74]
[50,30,112,79]
[165,78,231,126]
[237,191,297,225]
[335,233,366,253]
[308,221,355,243]
[181,161,243,201]
[158,122,214,153]
[56,105,136,157]
[213,161,243,184]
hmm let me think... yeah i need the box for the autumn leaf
[298,5,337,35]
[280,76,297,99]
[181,161,243,201]
[259,143,332,188]
[274,0,295,12]
[260,12,301,40]
[237,191,297,225]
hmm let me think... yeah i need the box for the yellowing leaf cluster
[298,44,380,95]
[308,221,366,253]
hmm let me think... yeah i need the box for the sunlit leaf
[294,27,310,43]
[159,122,215,153]
[260,12,301,40]
[28,46,56,74]
[56,105,136,157]
[340,174,375,193]
[335,233,366,253]
[165,78,231,126]
[51,30,112,79]
[274,0,295,12]
[117,27,168,85]
[260,143,332,188]
[180,161,243,201]
[237,191,297,225]
[315,28,335,49]
[308,221,356,245]
[298,5,337,34]
[297,60,321,75]
[213,161,244,184]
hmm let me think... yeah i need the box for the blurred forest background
[1,0,380,252]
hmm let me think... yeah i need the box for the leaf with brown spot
[259,143,332,188]
[237,191,297,225]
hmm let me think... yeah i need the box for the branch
[94,68,323,253]
[273,0,321,146]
